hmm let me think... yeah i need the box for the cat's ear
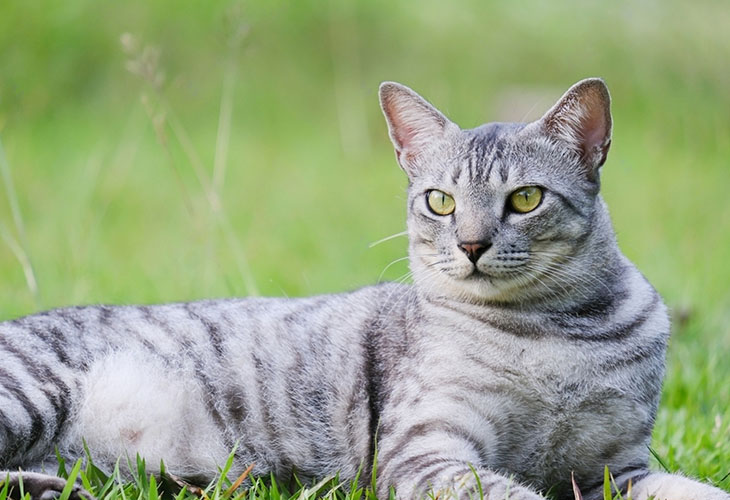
[379,82,457,176]
[538,78,612,179]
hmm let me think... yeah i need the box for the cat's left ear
[537,78,612,179]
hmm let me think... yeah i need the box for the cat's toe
[39,490,62,500]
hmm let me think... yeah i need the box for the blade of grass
[0,137,40,306]
[467,464,483,500]
[648,446,671,473]
[59,459,83,500]
[0,473,10,500]
[148,474,159,500]
[571,472,583,500]
[224,463,255,497]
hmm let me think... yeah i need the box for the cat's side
[1,79,727,500]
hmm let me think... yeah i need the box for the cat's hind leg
[0,471,93,500]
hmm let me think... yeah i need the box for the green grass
[1,0,729,498]
[0,455,660,500]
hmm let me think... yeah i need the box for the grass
[0,454,654,500]
[1,0,729,498]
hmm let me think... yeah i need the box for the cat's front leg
[426,464,545,500]
[376,441,543,500]
[380,461,544,500]
[628,472,730,500]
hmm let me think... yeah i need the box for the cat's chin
[414,269,529,305]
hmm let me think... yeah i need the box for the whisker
[377,256,410,283]
[368,230,408,248]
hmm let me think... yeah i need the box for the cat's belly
[68,347,373,482]
[68,350,231,477]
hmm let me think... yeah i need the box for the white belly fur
[68,350,229,477]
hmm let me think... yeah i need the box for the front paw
[432,470,544,500]
[631,472,730,500]
[0,471,94,500]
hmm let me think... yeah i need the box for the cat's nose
[458,241,490,264]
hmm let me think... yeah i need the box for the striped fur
[1,79,727,500]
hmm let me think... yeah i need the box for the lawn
[1,0,729,498]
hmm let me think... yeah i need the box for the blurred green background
[1,0,729,488]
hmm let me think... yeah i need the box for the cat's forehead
[432,122,572,190]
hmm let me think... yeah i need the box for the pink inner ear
[381,85,448,154]
[540,79,612,172]
[398,124,419,149]
[582,110,607,151]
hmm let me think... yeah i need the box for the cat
[0,78,728,500]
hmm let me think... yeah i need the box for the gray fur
[0,79,727,500]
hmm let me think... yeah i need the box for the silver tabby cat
[1,79,727,500]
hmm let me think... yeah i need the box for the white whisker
[368,231,408,248]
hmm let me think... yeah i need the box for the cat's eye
[509,186,543,213]
[427,190,455,216]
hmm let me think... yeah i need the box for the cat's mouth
[462,265,497,282]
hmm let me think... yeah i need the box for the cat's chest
[485,338,643,490]
[418,321,645,489]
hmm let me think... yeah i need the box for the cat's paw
[631,472,730,500]
[433,470,544,500]
[0,471,94,500]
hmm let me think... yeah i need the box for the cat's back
[1,280,409,357]
[0,281,411,477]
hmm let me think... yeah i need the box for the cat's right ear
[379,82,457,176]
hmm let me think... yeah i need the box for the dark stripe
[140,306,175,335]
[566,293,660,342]
[193,366,230,437]
[599,336,665,372]
[428,291,660,343]
[184,303,225,356]
[0,367,45,459]
[379,419,487,471]
[37,327,74,367]
[0,336,74,411]
[364,321,382,473]
[451,165,463,186]
[53,308,85,332]
[487,142,506,184]
[0,336,74,452]
[98,305,114,326]
[39,384,70,450]
[410,461,466,497]
[553,191,590,220]
[284,351,316,459]
[387,452,464,480]
[344,374,366,463]
[251,352,279,454]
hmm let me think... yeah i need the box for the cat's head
[379,79,616,305]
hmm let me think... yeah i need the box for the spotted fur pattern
[1,79,727,500]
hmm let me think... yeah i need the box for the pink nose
[458,241,490,264]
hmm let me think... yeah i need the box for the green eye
[427,190,456,215]
[509,186,543,213]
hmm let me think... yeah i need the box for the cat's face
[380,79,613,305]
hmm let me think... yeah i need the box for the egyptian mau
[1,79,727,500]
